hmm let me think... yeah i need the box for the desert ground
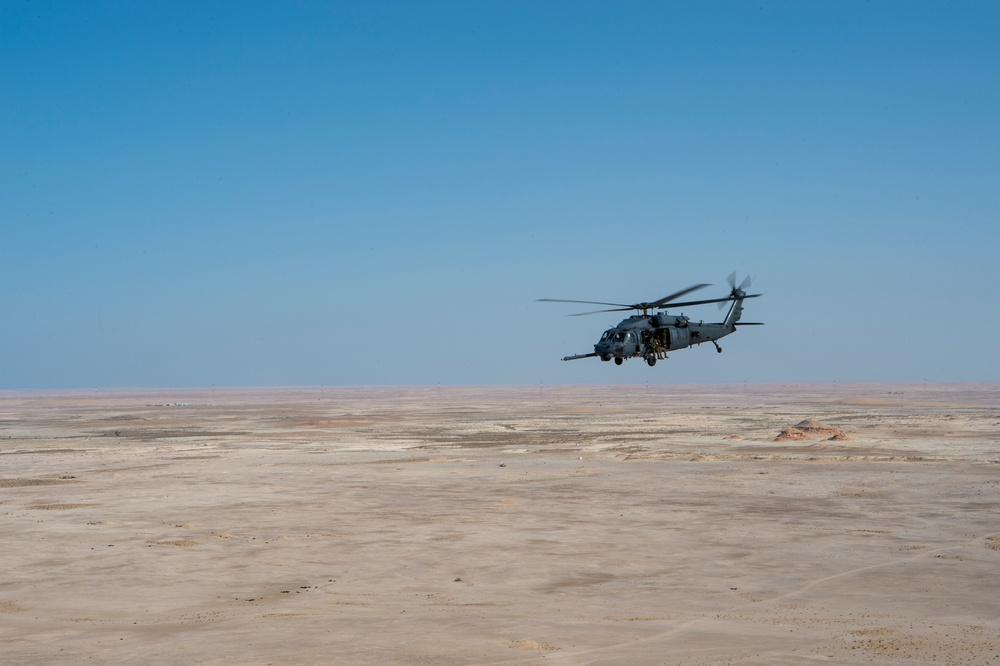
[1,383,999,665]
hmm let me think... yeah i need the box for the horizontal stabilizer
[735,322,765,326]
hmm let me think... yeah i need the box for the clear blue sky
[2,1,998,388]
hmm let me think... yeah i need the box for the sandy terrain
[1,383,999,665]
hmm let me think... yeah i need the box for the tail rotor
[719,273,752,309]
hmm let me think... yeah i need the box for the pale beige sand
[1,384,999,665]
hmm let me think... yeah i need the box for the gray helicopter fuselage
[593,297,747,363]
[594,314,733,361]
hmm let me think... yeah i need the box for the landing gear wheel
[646,356,656,367]
[713,341,723,354]
[614,357,623,366]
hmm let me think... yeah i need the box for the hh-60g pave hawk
[540,274,763,366]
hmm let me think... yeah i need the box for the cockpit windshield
[599,329,631,344]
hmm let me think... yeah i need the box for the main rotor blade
[666,294,761,309]
[541,285,711,311]
[567,306,636,316]
[540,286,755,316]
[651,284,711,308]
[537,298,633,308]
[571,293,761,315]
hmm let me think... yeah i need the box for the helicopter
[539,274,763,366]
